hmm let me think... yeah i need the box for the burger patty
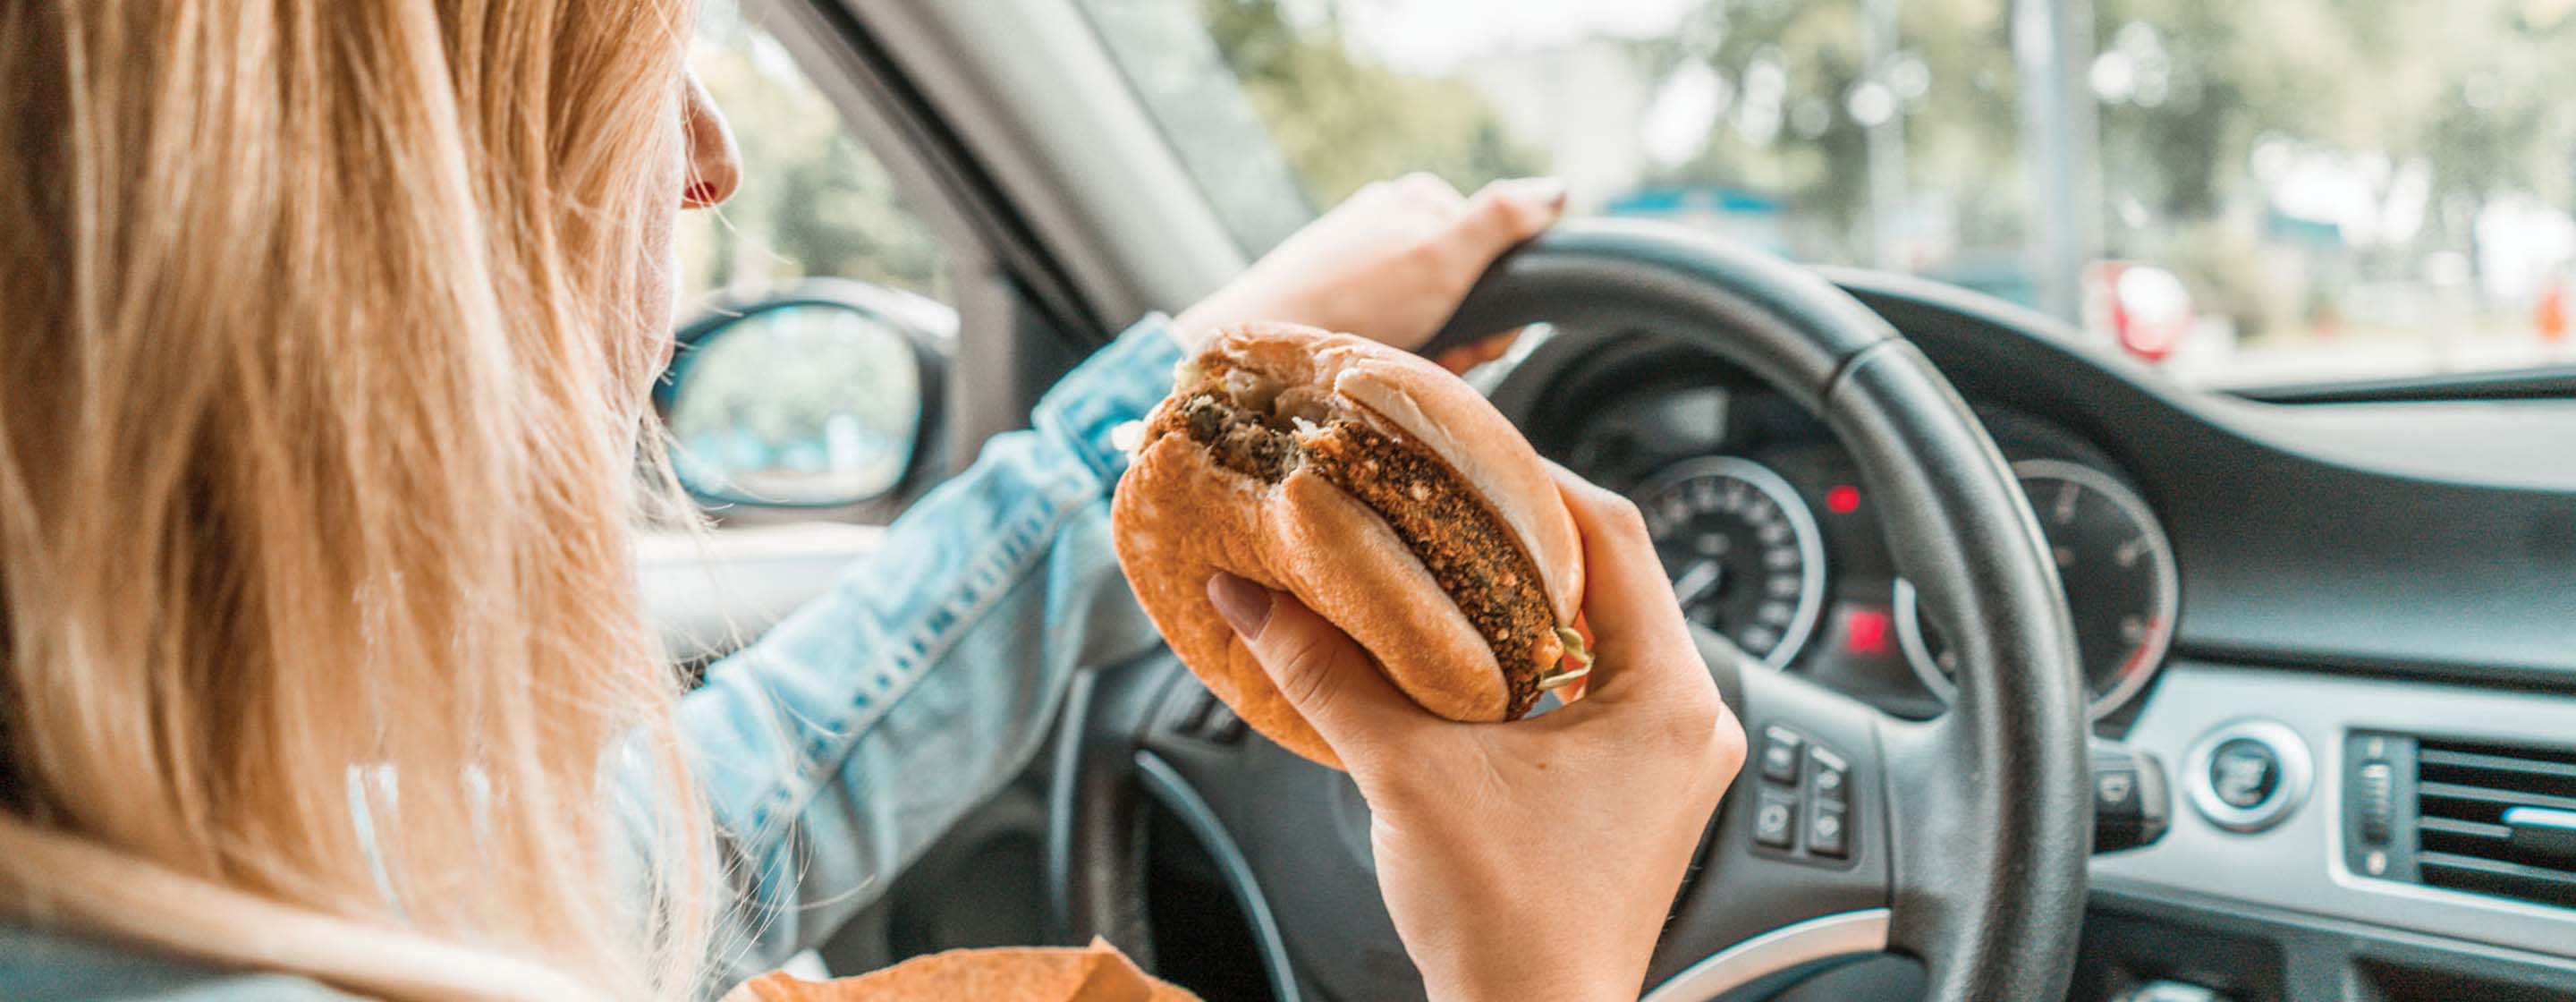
[1301,424,1558,717]
[1150,384,1558,718]
[1169,390,1300,481]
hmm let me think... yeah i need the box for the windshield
[1080,0,2576,388]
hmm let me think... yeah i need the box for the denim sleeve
[681,317,1185,979]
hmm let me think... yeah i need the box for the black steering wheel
[1050,218,2092,1000]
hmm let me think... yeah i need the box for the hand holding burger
[1209,469,1745,1001]
[1111,326,1747,1001]
[1167,172,1566,369]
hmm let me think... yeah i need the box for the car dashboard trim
[2093,662,2576,959]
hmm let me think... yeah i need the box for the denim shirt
[687,316,1182,981]
[0,317,1187,999]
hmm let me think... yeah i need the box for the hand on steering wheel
[1171,172,1563,372]
[1207,465,1748,1002]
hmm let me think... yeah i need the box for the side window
[677,4,952,306]
[665,4,961,524]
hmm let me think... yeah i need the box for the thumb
[1207,573,1429,761]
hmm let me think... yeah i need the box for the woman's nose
[681,72,741,208]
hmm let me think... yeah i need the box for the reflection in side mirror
[659,298,934,508]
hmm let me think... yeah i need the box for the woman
[0,3,1744,1000]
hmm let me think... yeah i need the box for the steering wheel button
[1753,789,1799,849]
[1809,746,1851,803]
[1807,801,1849,858]
[1759,726,1805,785]
[1199,703,1247,743]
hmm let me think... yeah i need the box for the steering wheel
[1049,218,2093,1000]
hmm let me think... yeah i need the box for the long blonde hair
[0,2,719,998]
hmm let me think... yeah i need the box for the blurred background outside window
[674,1,953,310]
[665,2,954,518]
[1083,0,2576,387]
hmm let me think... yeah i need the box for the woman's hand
[1204,466,1748,1002]
[1174,174,1566,373]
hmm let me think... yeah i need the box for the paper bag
[722,938,1200,1002]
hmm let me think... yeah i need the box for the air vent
[2411,736,2576,909]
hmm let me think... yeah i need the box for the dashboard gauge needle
[1672,559,1724,606]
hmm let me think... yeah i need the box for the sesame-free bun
[1110,324,1584,769]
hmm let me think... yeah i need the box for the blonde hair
[0,2,718,998]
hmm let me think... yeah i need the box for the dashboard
[1562,374,2178,726]
[1479,269,2576,1000]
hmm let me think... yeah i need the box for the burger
[1110,323,1590,768]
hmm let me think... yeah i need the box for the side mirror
[656,280,950,512]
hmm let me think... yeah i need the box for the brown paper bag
[722,938,1200,1002]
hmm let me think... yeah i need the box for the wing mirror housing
[655,279,951,514]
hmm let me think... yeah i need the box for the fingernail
[1518,176,1568,210]
[1207,573,1275,641]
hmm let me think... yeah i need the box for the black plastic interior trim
[1822,267,2576,684]
[2176,641,2576,697]
[2084,880,2576,1001]
[1133,752,1304,1002]
[1044,668,1156,961]
[2231,364,2576,404]
[1812,265,2576,406]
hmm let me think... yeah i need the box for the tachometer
[1635,456,1826,667]
[1894,458,2178,718]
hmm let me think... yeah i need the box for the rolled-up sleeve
[681,317,1184,978]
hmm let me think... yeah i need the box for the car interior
[651,1,2576,998]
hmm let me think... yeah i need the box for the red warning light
[1845,607,1892,656]
[1825,484,1861,514]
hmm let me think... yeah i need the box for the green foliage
[1199,0,1543,207]
[2086,0,2576,273]
[1194,0,2576,276]
[677,21,950,306]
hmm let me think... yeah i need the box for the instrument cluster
[1563,375,2180,724]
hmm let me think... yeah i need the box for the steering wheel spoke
[1640,628,1899,999]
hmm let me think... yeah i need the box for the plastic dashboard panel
[1478,266,2576,980]
[2092,662,2576,960]
[1492,273,2576,692]
[1819,269,2576,688]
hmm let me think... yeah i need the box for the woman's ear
[681,72,741,208]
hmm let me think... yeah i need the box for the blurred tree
[1619,0,2023,262]
[2094,0,2576,213]
[678,15,950,306]
[1198,0,1542,207]
[2090,0,2576,310]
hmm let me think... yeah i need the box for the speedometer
[1635,456,1826,667]
[1894,459,2178,718]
